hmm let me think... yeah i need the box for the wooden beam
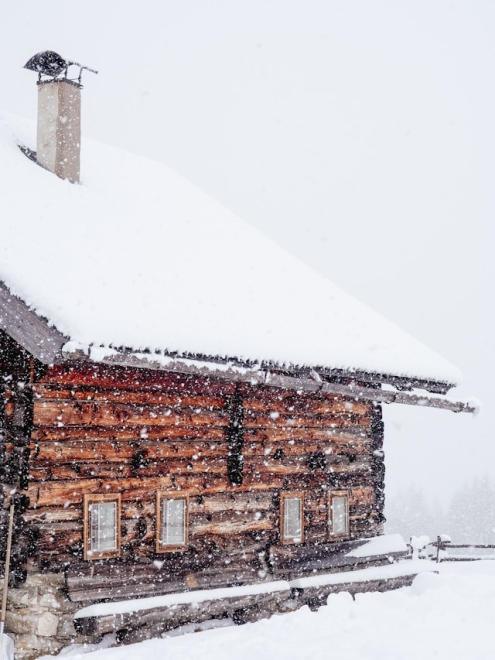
[0,282,67,364]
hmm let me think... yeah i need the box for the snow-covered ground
[49,561,495,660]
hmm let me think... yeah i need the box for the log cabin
[0,55,475,657]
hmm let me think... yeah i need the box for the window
[329,491,349,538]
[156,492,188,552]
[83,494,121,560]
[280,492,304,544]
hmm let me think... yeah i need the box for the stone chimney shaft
[37,80,81,184]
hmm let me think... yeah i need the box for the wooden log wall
[0,330,39,584]
[6,359,385,592]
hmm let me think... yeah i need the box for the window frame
[156,492,189,553]
[328,490,350,540]
[83,493,121,561]
[280,491,304,545]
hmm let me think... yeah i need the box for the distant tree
[384,485,437,541]
[384,477,495,545]
[444,477,495,544]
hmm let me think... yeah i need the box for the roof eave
[0,281,471,413]
[0,281,68,364]
[62,346,477,415]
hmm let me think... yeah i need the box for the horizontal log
[243,410,371,430]
[31,425,227,442]
[30,439,228,464]
[297,573,421,608]
[75,588,288,635]
[269,540,408,576]
[243,455,373,477]
[22,506,82,524]
[245,427,369,443]
[190,516,274,536]
[242,396,371,417]
[27,476,174,507]
[33,384,227,409]
[33,400,229,429]
[29,457,229,482]
[26,473,288,507]
[42,363,237,396]
[189,492,273,514]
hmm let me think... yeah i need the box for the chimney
[24,51,97,184]
[37,80,81,183]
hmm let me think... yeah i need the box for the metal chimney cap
[24,51,98,86]
[24,51,67,77]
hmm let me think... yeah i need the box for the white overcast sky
[1,1,493,504]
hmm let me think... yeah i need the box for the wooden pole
[0,503,15,633]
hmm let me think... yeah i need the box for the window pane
[283,497,302,541]
[162,498,186,545]
[90,502,117,551]
[332,496,348,535]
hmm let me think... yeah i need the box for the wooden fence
[429,537,495,563]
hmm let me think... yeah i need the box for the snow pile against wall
[0,112,460,385]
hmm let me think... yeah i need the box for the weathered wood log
[41,363,237,395]
[243,410,371,429]
[27,475,174,506]
[30,439,228,463]
[33,384,227,409]
[28,457,229,482]
[33,400,229,429]
[66,556,271,603]
[31,424,227,442]
[26,472,289,507]
[244,427,369,443]
[74,587,290,635]
[22,506,82,524]
[242,396,371,417]
[269,541,408,576]
[294,572,424,610]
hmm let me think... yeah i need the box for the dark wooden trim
[0,282,68,364]
[60,354,472,413]
[156,492,189,553]
[328,490,350,540]
[280,491,304,545]
[83,493,121,561]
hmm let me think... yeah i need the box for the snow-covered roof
[0,112,461,387]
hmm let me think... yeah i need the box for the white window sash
[283,497,302,541]
[89,501,117,552]
[331,496,348,535]
[161,498,186,546]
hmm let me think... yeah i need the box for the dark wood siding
[18,361,384,589]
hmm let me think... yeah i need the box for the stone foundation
[1,574,94,660]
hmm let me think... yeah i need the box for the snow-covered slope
[0,112,461,385]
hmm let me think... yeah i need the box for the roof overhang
[61,344,478,415]
[0,281,477,414]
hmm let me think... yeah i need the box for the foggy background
[1,1,493,538]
